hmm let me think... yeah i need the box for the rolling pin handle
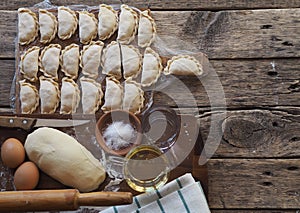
[77,191,133,206]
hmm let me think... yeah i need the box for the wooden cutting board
[0,114,208,197]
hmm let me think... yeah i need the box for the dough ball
[25,127,106,192]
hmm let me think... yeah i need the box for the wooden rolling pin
[0,189,133,212]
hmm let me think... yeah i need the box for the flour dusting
[103,121,136,150]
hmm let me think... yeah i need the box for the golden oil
[123,145,169,192]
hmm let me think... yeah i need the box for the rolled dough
[25,127,106,192]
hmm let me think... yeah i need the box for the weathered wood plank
[198,108,300,158]
[0,105,299,159]
[208,159,300,209]
[0,59,15,108]
[212,210,297,213]
[154,9,300,59]
[1,0,300,10]
[0,11,16,58]
[212,211,296,213]
[0,0,41,10]
[154,58,300,108]
[0,108,13,113]
[1,9,300,59]
[1,59,299,108]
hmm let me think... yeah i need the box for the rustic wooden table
[0,0,300,212]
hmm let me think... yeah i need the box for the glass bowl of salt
[95,110,143,156]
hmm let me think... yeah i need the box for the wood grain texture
[198,108,300,158]
[1,9,300,59]
[154,58,300,108]
[1,59,299,108]
[212,211,297,213]
[0,10,16,58]
[208,159,300,209]
[0,190,132,211]
[153,9,300,59]
[0,59,15,108]
[0,1,299,211]
[1,0,300,10]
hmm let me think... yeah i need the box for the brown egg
[1,138,25,168]
[14,161,39,190]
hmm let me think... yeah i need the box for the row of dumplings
[106,43,204,81]
[20,40,203,88]
[18,4,156,47]
[20,42,102,82]
[20,41,162,87]
[19,76,144,115]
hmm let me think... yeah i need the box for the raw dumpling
[19,80,39,114]
[121,45,142,79]
[98,4,118,40]
[58,6,78,40]
[20,46,40,82]
[122,79,144,114]
[60,77,80,114]
[102,41,122,79]
[39,77,60,114]
[164,55,203,76]
[138,10,156,48]
[18,8,38,45]
[80,41,104,79]
[79,11,97,44]
[101,76,123,113]
[80,77,103,114]
[141,47,162,87]
[40,44,61,80]
[61,44,80,79]
[117,4,138,44]
[39,9,57,44]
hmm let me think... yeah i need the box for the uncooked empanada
[101,77,123,113]
[20,46,40,82]
[117,4,138,44]
[60,77,80,114]
[98,4,118,40]
[58,6,78,40]
[79,11,97,44]
[121,44,142,79]
[19,80,39,114]
[39,77,60,114]
[40,44,61,80]
[164,55,203,76]
[102,41,122,79]
[122,79,144,114]
[39,9,57,44]
[18,8,38,45]
[141,47,162,87]
[138,10,156,48]
[80,77,103,114]
[80,41,104,79]
[61,44,80,79]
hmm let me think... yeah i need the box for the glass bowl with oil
[123,144,169,192]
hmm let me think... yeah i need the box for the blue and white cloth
[101,173,210,213]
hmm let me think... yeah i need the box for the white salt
[103,121,136,150]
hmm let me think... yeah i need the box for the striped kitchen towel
[101,173,210,213]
